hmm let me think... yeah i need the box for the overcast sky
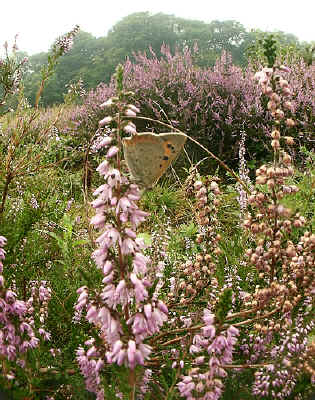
[1,0,314,55]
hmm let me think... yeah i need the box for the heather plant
[0,29,313,400]
[63,78,86,105]
[74,65,170,399]
[0,36,28,115]
[0,235,53,397]
[69,44,314,175]
[0,26,80,217]
[71,55,315,400]
[34,25,80,108]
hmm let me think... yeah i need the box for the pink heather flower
[113,283,130,308]
[100,98,113,108]
[101,284,116,305]
[115,279,126,296]
[96,226,121,248]
[116,197,132,213]
[283,101,293,111]
[262,86,273,95]
[135,236,146,249]
[129,312,146,335]
[177,376,195,397]
[39,328,51,341]
[130,273,148,303]
[275,109,284,119]
[279,79,289,88]
[96,160,109,176]
[86,306,98,323]
[99,136,112,148]
[13,302,27,317]
[91,198,105,209]
[121,238,137,255]
[95,358,104,372]
[0,236,7,247]
[127,104,140,113]
[102,271,114,284]
[195,356,205,365]
[0,248,6,261]
[95,185,113,203]
[93,184,106,196]
[203,309,215,325]
[102,261,113,275]
[279,65,290,73]
[127,342,151,367]
[90,214,106,229]
[227,325,239,336]
[194,181,203,190]
[202,324,216,339]
[125,109,136,117]
[125,228,136,239]
[267,100,277,111]
[144,303,152,319]
[124,122,137,135]
[254,71,267,84]
[5,290,16,302]
[106,169,122,188]
[157,300,168,315]
[92,247,108,268]
[133,253,149,274]
[99,116,112,127]
[127,340,137,369]
[77,290,88,305]
[106,146,119,158]
[151,307,168,331]
[130,209,149,227]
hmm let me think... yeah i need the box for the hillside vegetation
[0,24,314,400]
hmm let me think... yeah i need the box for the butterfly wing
[123,132,186,187]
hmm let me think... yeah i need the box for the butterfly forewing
[123,132,186,187]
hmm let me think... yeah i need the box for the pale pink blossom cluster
[53,25,80,55]
[237,128,253,216]
[177,310,239,399]
[254,65,295,127]
[252,318,314,398]
[75,100,168,397]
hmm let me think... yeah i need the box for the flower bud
[271,130,281,139]
[285,118,295,127]
[284,136,294,145]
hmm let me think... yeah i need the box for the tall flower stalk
[75,65,168,399]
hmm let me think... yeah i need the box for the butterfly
[123,132,187,188]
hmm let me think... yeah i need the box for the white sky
[1,0,314,55]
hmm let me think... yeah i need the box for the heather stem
[128,368,136,400]
[0,173,12,216]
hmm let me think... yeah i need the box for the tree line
[16,12,314,106]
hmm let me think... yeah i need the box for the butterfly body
[123,132,186,188]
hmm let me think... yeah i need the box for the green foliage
[142,185,182,215]
[215,288,233,323]
[282,147,315,230]
[20,13,313,107]
[246,30,310,68]
[48,214,88,273]
[262,34,278,68]
[0,29,314,398]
